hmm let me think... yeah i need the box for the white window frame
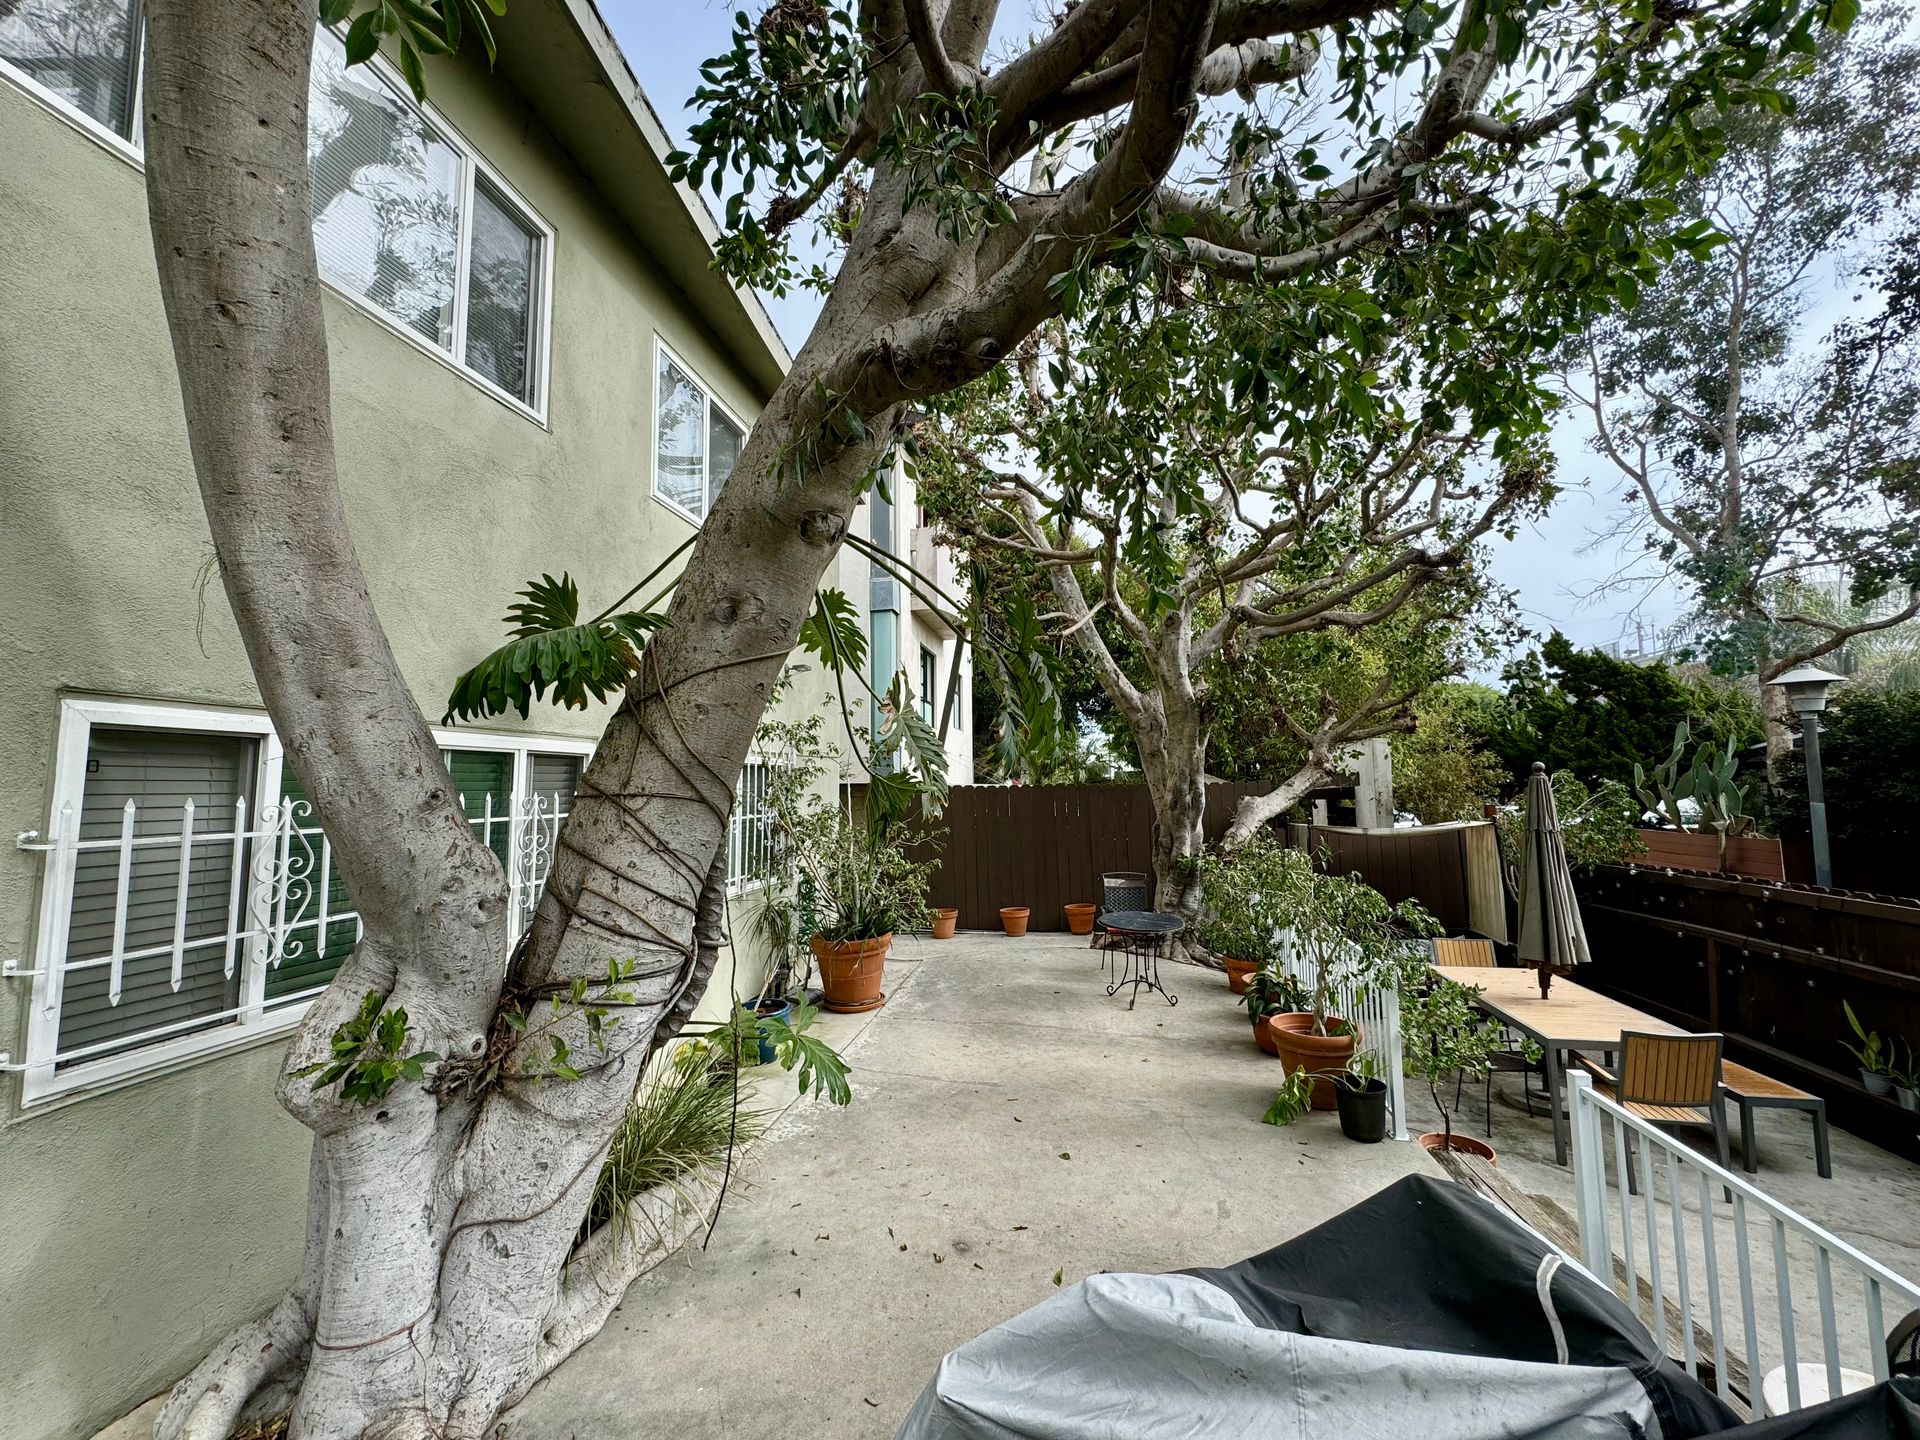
[651,336,747,525]
[9,698,594,1108]
[0,19,554,424]
[0,0,146,164]
[308,29,555,422]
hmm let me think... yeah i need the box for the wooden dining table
[1433,965,1682,1165]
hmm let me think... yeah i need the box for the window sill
[8,1003,310,1120]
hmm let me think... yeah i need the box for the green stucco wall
[0,41,812,1440]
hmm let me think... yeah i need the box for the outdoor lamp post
[1766,664,1845,889]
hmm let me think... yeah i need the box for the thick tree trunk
[1135,702,1209,917]
[141,2,959,1431]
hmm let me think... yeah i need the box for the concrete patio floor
[506,929,1431,1439]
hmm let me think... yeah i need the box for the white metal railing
[1569,1070,1920,1414]
[1273,927,1409,1141]
[9,790,569,1082]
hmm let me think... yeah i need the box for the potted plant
[1260,1065,1318,1128]
[749,710,937,1015]
[999,906,1031,937]
[1842,1000,1900,1098]
[1401,975,1536,1161]
[931,907,959,940]
[1243,968,1309,1055]
[1063,902,1098,935]
[1196,834,1313,997]
[1265,869,1435,1109]
[1333,1052,1389,1143]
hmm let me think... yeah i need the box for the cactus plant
[1633,721,1756,861]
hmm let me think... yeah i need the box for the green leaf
[319,0,354,26]
[343,10,380,64]
[798,588,868,675]
[443,573,667,722]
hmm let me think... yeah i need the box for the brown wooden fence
[1289,821,1508,943]
[1577,864,1920,1159]
[905,783,1270,932]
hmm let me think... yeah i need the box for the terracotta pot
[1063,902,1098,936]
[1222,957,1256,996]
[931,908,959,940]
[1418,1131,1496,1164]
[810,933,892,1013]
[999,907,1031,937]
[1252,1010,1284,1055]
[1263,1012,1361,1110]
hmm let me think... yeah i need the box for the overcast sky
[602,2,1702,669]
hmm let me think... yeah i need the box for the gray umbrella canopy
[1515,762,1591,996]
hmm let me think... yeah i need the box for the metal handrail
[1569,1069,1920,1412]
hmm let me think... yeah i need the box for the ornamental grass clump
[580,1045,767,1247]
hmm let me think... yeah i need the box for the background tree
[1571,17,1920,767]
[1391,681,1508,823]
[1482,631,1763,794]
[138,0,1843,1431]
[920,285,1550,913]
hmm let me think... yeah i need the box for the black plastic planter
[1334,1076,1389,1143]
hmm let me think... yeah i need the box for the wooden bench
[1720,1062,1832,1179]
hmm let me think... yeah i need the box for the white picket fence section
[1272,926,1409,1141]
[1569,1070,1920,1414]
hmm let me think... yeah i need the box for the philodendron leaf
[444,573,667,722]
[798,588,868,674]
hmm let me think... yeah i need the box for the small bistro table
[1099,910,1182,1010]
[1432,965,1681,1165]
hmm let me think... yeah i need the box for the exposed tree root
[154,1293,312,1440]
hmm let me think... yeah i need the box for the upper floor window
[654,340,744,522]
[1,11,551,417]
[307,29,549,412]
[0,0,142,143]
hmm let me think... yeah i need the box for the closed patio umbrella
[1515,762,1591,998]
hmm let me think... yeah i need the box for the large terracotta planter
[999,907,1031,937]
[1222,957,1256,996]
[1063,903,1098,936]
[931,908,959,940]
[1263,1012,1361,1110]
[810,933,892,1013]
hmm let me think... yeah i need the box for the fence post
[1384,982,1407,1141]
[1569,1070,1612,1283]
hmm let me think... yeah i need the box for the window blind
[55,728,254,1064]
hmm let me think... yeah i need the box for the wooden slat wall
[1288,821,1504,942]
[1577,864,1920,1159]
[905,782,1271,931]
[1635,828,1785,882]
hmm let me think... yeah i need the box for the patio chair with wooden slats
[1574,1031,1732,1192]
[1430,937,1542,1134]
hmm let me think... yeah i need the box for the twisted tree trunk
[139,3,907,1431]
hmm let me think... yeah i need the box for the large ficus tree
[1572,17,1920,766]
[140,0,1841,1432]
[917,288,1539,915]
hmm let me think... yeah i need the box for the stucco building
[0,2,899,1435]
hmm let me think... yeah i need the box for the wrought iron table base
[1105,929,1175,1006]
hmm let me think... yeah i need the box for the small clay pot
[1063,902,1098,935]
[1264,1012,1361,1110]
[931,908,959,940]
[1419,1131,1496,1164]
[810,933,892,1013]
[1222,957,1256,996]
[999,907,1031,937]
